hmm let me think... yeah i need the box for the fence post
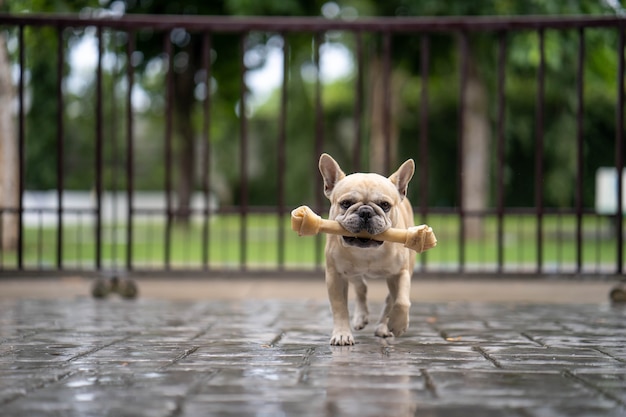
[239,33,249,271]
[534,28,545,274]
[125,30,135,272]
[201,32,212,271]
[95,26,104,270]
[164,30,174,271]
[55,26,64,270]
[457,31,468,273]
[277,34,288,271]
[575,28,585,274]
[616,26,624,275]
[496,32,507,273]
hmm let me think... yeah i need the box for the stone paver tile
[428,370,619,409]
[480,345,625,371]
[1,298,625,416]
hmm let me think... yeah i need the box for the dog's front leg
[326,269,354,345]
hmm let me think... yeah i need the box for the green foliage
[6,0,625,212]
[23,26,59,190]
[8,0,95,13]
[226,0,322,15]
[7,0,100,190]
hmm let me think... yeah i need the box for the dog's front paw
[387,304,410,337]
[330,330,355,346]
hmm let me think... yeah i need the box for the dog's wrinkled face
[319,154,415,249]
[328,174,396,248]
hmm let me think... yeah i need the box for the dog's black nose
[357,205,374,220]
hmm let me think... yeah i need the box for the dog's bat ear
[319,153,346,199]
[389,159,415,200]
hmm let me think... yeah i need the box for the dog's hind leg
[375,293,394,337]
[386,271,411,337]
[351,277,369,330]
[375,271,411,338]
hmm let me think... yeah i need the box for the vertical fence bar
[496,32,507,273]
[109,31,119,270]
[535,28,545,274]
[575,28,585,274]
[95,26,104,270]
[17,25,25,269]
[616,26,624,275]
[239,33,249,271]
[419,35,430,219]
[201,32,212,270]
[56,26,64,270]
[419,35,430,271]
[125,30,135,271]
[164,31,174,270]
[314,31,324,270]
[277,34,288,270]
[353,31,363,172]
[457,32,468,272]
[382,31,392,174]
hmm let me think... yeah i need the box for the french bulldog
[319,153,416,345]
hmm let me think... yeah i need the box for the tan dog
[319,153,416,345]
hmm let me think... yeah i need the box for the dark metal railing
[0,13,624,277]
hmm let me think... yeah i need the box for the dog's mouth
[342,236,384,248]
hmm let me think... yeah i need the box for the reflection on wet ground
[0,299,624,416]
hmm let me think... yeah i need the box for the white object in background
[595,167,626,214]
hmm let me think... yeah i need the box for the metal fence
[0,13,624,277]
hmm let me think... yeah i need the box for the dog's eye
[379,202,392,212]
[339,200,353,210]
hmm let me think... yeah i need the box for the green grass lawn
[1,212,622,273]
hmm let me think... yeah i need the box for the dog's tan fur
[319,153,416,345]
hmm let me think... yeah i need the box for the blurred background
[0,0,624,278]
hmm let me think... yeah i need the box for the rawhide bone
[291,205,437,253]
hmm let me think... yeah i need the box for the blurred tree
[347,0,619,237]
[105,0,327,221]
[2,0,100,251]
[6,0,100,190]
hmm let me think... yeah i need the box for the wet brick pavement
[0,298,624,416]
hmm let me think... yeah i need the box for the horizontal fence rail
[0,13,624,277]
